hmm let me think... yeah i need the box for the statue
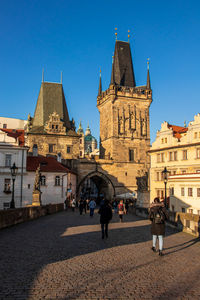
[33,165,41,192]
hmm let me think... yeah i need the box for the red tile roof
[168,124,188,140]
[0,129,25,146]
[27,156,71,173]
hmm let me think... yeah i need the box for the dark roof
[111,41,136,87]
[27,155,71,173]
[31,82,71,131]
[0,129,25,146]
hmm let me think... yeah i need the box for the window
[188,188,193,197]
[169,152,173,161]
[80,139,82,144]
[161,190,164,199]
[188,209,193,214]
[67,146,71,154]
[181,187,185,196]
[160,172,164,181]
[41,176,46,186]
[3,124,7,129]
[4,178,11,192]
[5,154,11,167]
[197,188,200,197]
[49,144,55,153]
[194,132,197,139]
[55,176,60,186]
[182,207,185,213]
[55,125,58,130]
[157,190,160,198]
[161,153,164,162]
[157,154,160,163]
[161,138,164,144]
[129,149,134,161]
[165,138,167,143]
[171,187,174,196]
[183,150,187,160]
[156,172,159,181]
[174,151,177,161]
[197,148,200,159]
[80,151,82,157]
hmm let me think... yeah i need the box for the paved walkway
[0,209,200,300]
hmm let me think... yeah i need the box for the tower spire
[98,69,102,96]
[146,58,151,90]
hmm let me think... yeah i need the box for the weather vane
[128,30,130,42]
[115,28,117,40]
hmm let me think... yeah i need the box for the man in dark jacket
[149,197,169,256]
[98,200,113,239]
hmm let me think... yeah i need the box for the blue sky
[0,0,200,144]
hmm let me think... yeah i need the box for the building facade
[27,81,80,160]
[150,114,200,213]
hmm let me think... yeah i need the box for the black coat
[98,204,112,224]
[149,204,168,236]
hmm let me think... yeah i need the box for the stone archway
[77,171,115,201]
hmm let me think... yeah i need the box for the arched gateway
[77,171,115,201]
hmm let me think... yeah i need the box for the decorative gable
[44,112,66,135]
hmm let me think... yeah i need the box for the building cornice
[149,141,200,153]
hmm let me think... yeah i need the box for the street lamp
[10,163,18,209]
[162,167,169,209]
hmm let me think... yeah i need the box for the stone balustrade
[0,203,64,229]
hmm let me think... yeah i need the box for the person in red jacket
[118,200,124,222]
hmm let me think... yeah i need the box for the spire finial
[61,71,63,84]
[98,69,102,96]
[115,27,117,40]
[128,30,130,43]
[42,69,44,82]
[147,58,150,70]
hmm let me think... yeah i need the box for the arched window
[55,176,60,186]
[41,176,46,186]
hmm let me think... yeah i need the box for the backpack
[154,208,165,224]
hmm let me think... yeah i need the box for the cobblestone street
[0,209,200,300]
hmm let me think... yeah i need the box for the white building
[149,113,200,214]
[0,129,28,209]
[0,116,27,130]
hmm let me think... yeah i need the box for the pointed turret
[110,40,136,87]
[85,124,91,136]
[146,59,151,90]
[77,121,84,134]
[98,70,102,96]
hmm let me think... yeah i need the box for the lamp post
[10,163,18,209]
[162,167,169,209]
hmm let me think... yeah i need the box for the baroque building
[27,81,80,160]
[149,114,200,214]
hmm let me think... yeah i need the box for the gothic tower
[97,40,152,194]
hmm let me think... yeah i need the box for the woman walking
[149,197,168,256]
[118,200,124,222]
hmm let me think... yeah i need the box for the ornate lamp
[162,167,169,209]
[10,163,18,208]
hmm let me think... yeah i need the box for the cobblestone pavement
[0,209,200,300]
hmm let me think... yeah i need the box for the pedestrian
[64,198,68,211]
[79,199,84,215]
[125,200,129,214]
[149,197,169,256]
[118,200,124,222]
[113,200,118,213]
[89,198,96,217]
[98,200,113,239]
[71,198,76,212]
[83,199,87,214]
[86,198,90,211]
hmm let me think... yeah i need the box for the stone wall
[0,203,64,229]
[134,206,200,237]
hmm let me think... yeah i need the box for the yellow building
[149,114,200,214]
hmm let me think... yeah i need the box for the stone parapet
[0,203,64,229]
[134,206,200,237]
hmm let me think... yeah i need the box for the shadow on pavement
[0,210,182,299]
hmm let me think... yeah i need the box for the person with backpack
[118,200,124,222]
[149,197,169,256]
[98,200,113,239]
